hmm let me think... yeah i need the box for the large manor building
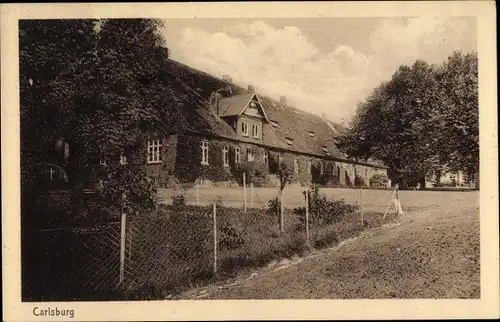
[41,59,388,189]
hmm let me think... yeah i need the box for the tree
[20,19,186,220]
[432,52,479,185]
[337,60,440,189]
[20,19,99,222]
[275,161,293,232]
[336,51,479,189]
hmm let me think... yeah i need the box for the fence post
[213,201,217,275]
[280,189,284,233]
[360,187,364,226]
[119,211,127,285]
[395,184,403,217]
[251,183,254,207]
[243,172,247,212]
[305,191,310,248]
[196,182,200,205]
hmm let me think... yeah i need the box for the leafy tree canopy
[20,19,184,218]
[336,51,478,187]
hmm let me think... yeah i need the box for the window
[307,160,312,174]
[235,147,241,163]
[320,161,324,175]
[46,167,56,181]
[201,140,209,165]
[120,153,127,165]
[247,149,255,162]
[147,140,162,164]
[241,121,249,136]
[263,151,268,165]
[285,137,293,146]
[308,131,316,138]
[64,142,70,159]
[321,146,329,155]
[270,120,279,128]
[365,168,368,178]
[252,124,259,138]
[294,158,299,175]
[222,146,229,167]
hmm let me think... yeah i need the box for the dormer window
[252,124,259,138]
[270,120,279,128]
[308,131,316,138]
[285,137,293,146]
[241,121,249,136]
[321,146,330,155]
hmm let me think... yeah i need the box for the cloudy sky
[160,17,476,124]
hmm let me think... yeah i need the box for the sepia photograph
[2,1,498,321]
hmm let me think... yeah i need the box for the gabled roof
[164,59,387,169]
[217,92,270,123]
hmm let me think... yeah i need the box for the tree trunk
[419,175,426,190]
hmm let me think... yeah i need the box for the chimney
[222,75,233,84]
[280,95,287,106]
[248,85,255,92]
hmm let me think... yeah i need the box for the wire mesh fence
[27,223,121,300]
[25,185,402,300]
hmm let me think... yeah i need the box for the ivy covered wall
[140,132,387,188]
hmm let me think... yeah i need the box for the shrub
[267,196,281,216]
[370,173,389,187]
[172,193,186,207]
[294,186,359,226]
[354,175,365,187]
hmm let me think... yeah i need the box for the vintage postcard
[1,1,498,321]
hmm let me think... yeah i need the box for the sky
[160,17,477,124]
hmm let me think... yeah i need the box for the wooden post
[383,187,396,219]
[280,189,284,233]
[251,183,254,207]
[213,202,217,275]
[243,172,247,212]
[360,187,364,226]
[119,212,127,285]
[395,184,403,217]
[305,191,310,248]
[196,183,199,205]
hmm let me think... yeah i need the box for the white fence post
[360,187,364,226]
[243,172,247,212]
[305,191,310,248]
[213,201,217,275]
[196,181,200,205]
[119,212,126,285]
[251,182,254,208]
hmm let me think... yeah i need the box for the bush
[370,173,389,187]
[354,175,365,187]
[294,186,359,226]
[172,193,186,207]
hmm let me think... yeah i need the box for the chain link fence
[25,186,401,300]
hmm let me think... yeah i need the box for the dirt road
[191,192,479,299]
